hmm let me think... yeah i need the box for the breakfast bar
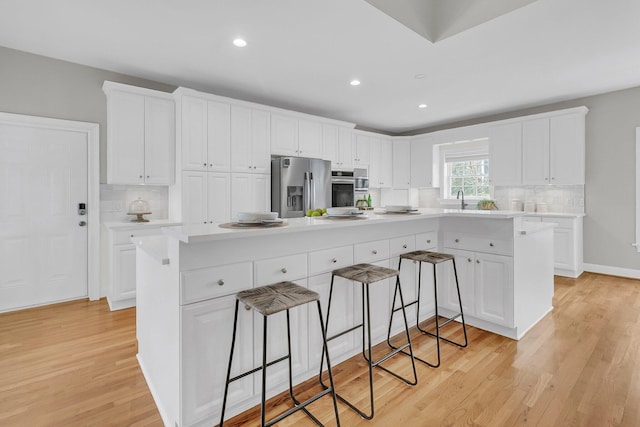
[134,209,554,427]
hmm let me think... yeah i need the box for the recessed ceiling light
[418,104,428,109]
[350,80,361,86]
[414,74,425,79]
[233,38,247,47]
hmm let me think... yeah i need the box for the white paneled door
[0,122,89,311]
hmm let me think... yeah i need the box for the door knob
[78,221,87,227]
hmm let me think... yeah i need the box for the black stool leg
[450,259,468,348]
[317,300,341,426]
[220,299,240,427]
[318,274,336,386]
[260,314,268,427]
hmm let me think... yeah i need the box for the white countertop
[523,212,586,218]
[131,235,170,265]
[103,219,182,231]
[162,208,527,243]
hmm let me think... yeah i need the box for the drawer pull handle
[468,258,472,262]
[489,243,494,247]
[426,239,431,243]
[130,234,134,238]
[331,258,337,263]
[455,239,459,243]
[476,260,480,264]
[402,244,407,249]
[217,279,224,286]
[372,250,378,255]
[204,163,207,167]
[281,268,287,274]
[244,305,251,311]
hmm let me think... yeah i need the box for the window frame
[438,138,491,202]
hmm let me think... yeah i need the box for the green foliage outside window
[448,159,490,198]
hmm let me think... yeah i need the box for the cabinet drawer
[309,245,353,276]
[112,227,164,245]
[389,235,416,257]
[180,261,253,304]
[540,217,574,229]
[522,216,542,223]
[354,239,389,264]
[254,254,308,287]
[443,232,512,256]
[415,232,438,250]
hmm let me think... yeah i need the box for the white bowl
[384,205,413,212]
[236,211,278,221]
[326,207,358,216]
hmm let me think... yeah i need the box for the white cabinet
[522,110,586,185]
[181,294,254,426]
[231,106,270,174]
[489,122,522,186]
[271,115,323,159]
[323,125,354,169]
[104,82,175,185]
[369,138,393,188]
[231,173,270,219]
[410,135,436,188]
[353,133,371,167]
[182,171,230,226]
[180,96,231,173]
[393,140,411,189]
[524,215,583,277]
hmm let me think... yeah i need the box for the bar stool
[319,263,417,420]
[387,251,468,368]
[220,281,340,427]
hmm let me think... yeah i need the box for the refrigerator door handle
[304,172,310,212]
[310,172,315,210]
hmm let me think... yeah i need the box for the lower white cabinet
[182,171,231,226]
[231,173,270,219]
[439,248,514,328]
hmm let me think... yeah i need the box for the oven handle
[331,178,355,184]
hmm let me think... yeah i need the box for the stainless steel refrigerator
[271,157,331,218]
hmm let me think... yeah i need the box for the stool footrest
[370,343,411,367]
[266,388,333,427]
[229,355,289,383]
[326,323,362,342]
[436,313,462,328]
[392,299,418,313]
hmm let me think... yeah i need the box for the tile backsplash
[100,184,169,222]
[418,185,585,214]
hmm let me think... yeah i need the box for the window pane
[445,157,490,200]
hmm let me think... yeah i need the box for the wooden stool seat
[237,281,319,315]
[332,263,399,284]
[400,250,454,264]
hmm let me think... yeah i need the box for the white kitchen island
[134,209,554,427]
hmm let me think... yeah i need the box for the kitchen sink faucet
[457,190,467,210]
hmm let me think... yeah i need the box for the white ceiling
[1,0,640,133]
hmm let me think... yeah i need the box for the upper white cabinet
[322,124,354,169]
[353,133,371,167]
[522,108,587,185]
[489,122,522,186]
[410,135,436,188]
[103,81,175,185]
[271,114,323,159]
[369,137,393,188]
[180,96,231,172]
[392,140,411,189]
[231,106,270,174]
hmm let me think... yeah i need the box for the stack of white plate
[325,207,363,217]
[235,212,283,225]
[384,205,417,213]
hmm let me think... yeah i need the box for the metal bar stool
[319,263,417,420]
[387,251,468,368]
[220,281,340,427]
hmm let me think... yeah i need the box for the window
[439,139,490,200]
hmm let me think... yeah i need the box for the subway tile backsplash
[100,184,169,222]
[418,185,585,214]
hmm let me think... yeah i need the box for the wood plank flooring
[1,273,639,426]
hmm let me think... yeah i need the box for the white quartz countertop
[131,235,170,265]
[524,212,586,218]
[163,208,527,243]
[103,219,181,231]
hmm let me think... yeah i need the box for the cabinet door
[379,139,393,188]
[439,249,475,316]
[253,279,309,393]
[550,113,585,184]
[270,114,298,156]
[231,173,252,219]
[230,106,253,173]
[522,118,550,185]
[251,174,271,213]
[107,91,145,184]
[338,128,354,169]
[368,138,381,188]
[308,273,356,370]
[410,136,434,188]
[181,96,208,171]
[144,96,175,185]
[112,244,137,301]
[207,172,230,224]
[251,110,271,174]
[543,222,575,271]
[475,252,514,327]
[181,295,253,426]
[322,124,339,166]
[351,259,391,344]
[298,119,323,159]
[183,171,208,226]
[354,134,371,166]
[489,123,522,186]
[207,101,231,172]
[393,140,411,189]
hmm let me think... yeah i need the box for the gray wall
[404,88,640,272]
[0,46,176,183]
[1,45,638,271]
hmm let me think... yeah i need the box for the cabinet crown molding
[102,80,174,99]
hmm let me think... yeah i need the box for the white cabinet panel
[550,113,585,184]
[489,122,522,186]
[410,136,435,188]
[231,107,271,174]
[337,128,354,169]
[207,172,231,224]
[474,252,513,327]
[270,114,298,156]
[180,261,253,304]
[106,90,145,184]
[354,134,371,166]
[439,249,475,316]
[251,110,271,174]
[207,101,231,172]
[522,118,550,185]
[393,140,411,189]
[181,295,253,425]
[231,173,271,220]
[322,124,339,166]
[254,253,307,286]
[144,96,176,185]
[298,119,323,159]
[181,95,209,172]
[182,171,208,226]
[251,173,271,214]
[113,244,137,301]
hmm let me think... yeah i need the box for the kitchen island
[134,209,554,427]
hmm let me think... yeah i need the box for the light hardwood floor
[1,273,639,426]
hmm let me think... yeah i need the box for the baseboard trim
[584,263,640,280]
